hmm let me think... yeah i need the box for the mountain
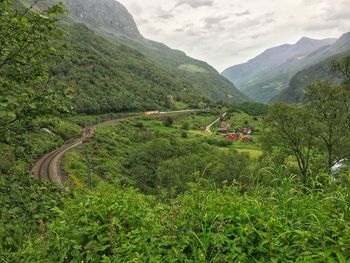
[222,36,343,103]
[52,0,142,39]
[49,22,206,114]
[273,49,350,103]
[52,0,247,103]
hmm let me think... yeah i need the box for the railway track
[32,110,203,184]
[31,116,139,184]
[32,127,94,184]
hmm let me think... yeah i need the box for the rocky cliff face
[53,0,142,39]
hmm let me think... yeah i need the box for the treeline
[263,55,350,180]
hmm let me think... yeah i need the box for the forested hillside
[50,0,247,104]
[49,22,205,114]
[222,33,350,103]
[273,50,350,103]
[112,36,248,103]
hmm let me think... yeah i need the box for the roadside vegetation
[1,0,350,262]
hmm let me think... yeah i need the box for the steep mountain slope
[52,0,247,103]
[221,35,350,103]
[273,49,350,103]
[49,22,204,114]
[52,0,141,39]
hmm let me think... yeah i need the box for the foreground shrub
[25,176,350,262]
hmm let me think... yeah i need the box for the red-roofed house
[242,135,253,142]
[225,133,240,141]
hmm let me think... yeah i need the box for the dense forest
[49,22,208,114]
[1,1,350,262]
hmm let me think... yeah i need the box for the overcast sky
[119,0,350,72]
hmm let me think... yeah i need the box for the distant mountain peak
[222,33,346,103]
[295,37,317,46]
[52,0,142,39]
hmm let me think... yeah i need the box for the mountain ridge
[52,0,248,103]
[221,34,350,103]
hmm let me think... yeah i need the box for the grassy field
[178,64,208,73]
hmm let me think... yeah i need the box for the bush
[181,131,188,138]
[24,177,350,262]
[163,117,174,127]
[181,122,190,130]
[134,122,145,129]
[205,137,233,147]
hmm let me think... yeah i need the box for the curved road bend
[205,112,227,134]
[32,109,203,185]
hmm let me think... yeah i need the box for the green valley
[1,0,350,262]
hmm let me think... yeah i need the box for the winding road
[32,110,202,185]
[205,112,227,134]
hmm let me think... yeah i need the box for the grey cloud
[235,10,250,17]
[265,18,275,24]
[157,13,174,20]
[154,8,174,20]
[203,15,229,29]
[174,0,213,9]
[175,23,194,32]
[128,2,143,15]
[121,0,349,71]
[304,21,339,31]
[325,9,350,22]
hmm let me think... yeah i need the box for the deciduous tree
[305,81,350,170]
[263,103,316,181]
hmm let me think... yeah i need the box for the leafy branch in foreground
[0,0,70,142]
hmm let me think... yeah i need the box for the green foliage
[0,0,70,143]
[305,81,350,169]
[181,121,191,130]
[181,131,188,138]
[163,117,174,127]
[0,172,66,261]
[205,137,233,147]
[332,54,350,89]
[14,174,350,262]
[265,80,350,178]
[112,36,248,104]
[63,117,250,195]
[262,104,317,180]
[231,102,269,116]
[49,23,204,114]
[275,50,350,103]
[1,3,350,262]
[178,64,208,73]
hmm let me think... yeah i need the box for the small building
[225,133,240,141]
[217,122,231,133]
[241,127,252,135]
[217,127,229,133]
[242,135,253,142]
